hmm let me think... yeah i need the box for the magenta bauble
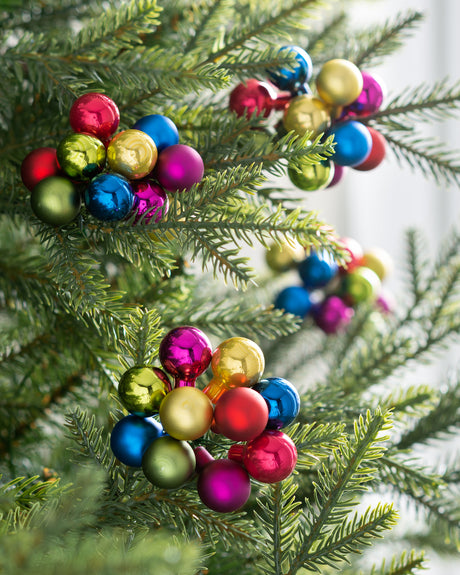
[130,179,169,224]
[154,144,204,192]
[313,295,354,334]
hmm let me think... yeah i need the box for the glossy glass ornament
[107,129,158,179]
[298,251,338,289]
[159,386,213,440]
[288,158,334,191]
[84,173,134,221]
[253,377,300,430]
[342,71,384,117]
[69,92,120,141]
[110,414,163,467]
[30,176,81,226]
[203,337,265,403]
[132,114,179,152]
[376,289,396,314]
[327,163,346,188]
[316,59,363,106]
[353,127,386,171]
[283,95,331,137]
[213,387,269,441]
[131,179,169,224]
[312,295,354,334]
[57,133,106,180]
[274,285,312,317]
[229,79,290,118]
[142,435,196,488]
[267,45,313,92]
[341,266,381,305]
[118,366,171,417]
[265,241,305,272]
[228,430,297,483]
[328,121,372,167]
[195,447,251,513]
[159,326,212,388]
[338,236,364,274]
[362,247,393,280]
[154,144,204,192]
[21,147,60,191]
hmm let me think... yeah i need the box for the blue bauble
[298,251,338,289]
[253,377,300,429]
[274,285,312,317]
[110,415,164,467]
[132,115,179,153]
[268,46,313,92]
[328,121,372,166]
[85,173,134,221]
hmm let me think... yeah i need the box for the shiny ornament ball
[159,386,213,440]
[229,79,289,118]
[362,247,393,280]
[341,266,381,305]
[265,241,305,272]
[131,179,169,224]
[159,326,212,388]
[107,129,158,180]
[142,436,196,488]
[316,59,363,106]
[312,295,354,334]
[110,414,163,467]
[338,236,364,273]
[298,251,338,289]
[253,377,300,430]
[132,114,179,152]
[327,163,346,188]
[69,92,120,141]
[84,173,134,221]
[154,144,204,192]
[267,45,313,92]
[118,366,171,417]
[57,133,106,180]
[203,337,265,403]
[283,95,331,137]
[30,176,81,226]
[328,121,372,167]
[342,71,384,117]
[228,430,297,483]
[288,158,334,191]
[274,285,312,317]
[353,128,386,171]
[213,387,269,441]
[376,289,396,314]
[21,147,60,191]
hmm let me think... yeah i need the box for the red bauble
[69,93,120,141]
[229,79,290,119]
[353,127,386,171]
[213,387,269,442]
[21,147,60,191]
[338,236,364,274]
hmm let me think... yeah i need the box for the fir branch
[306,12,347,57]
[116,307,164,368]
[404,228,431,308]
[377,454,444,499]
[369,549,426,575]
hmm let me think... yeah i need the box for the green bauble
[142,436,196,489]
[118,366,171,417]
[288,159,334,191]
[57,133,106,180]
[341,266,381,305]
[265,241,305,272]
[30,176,81,226]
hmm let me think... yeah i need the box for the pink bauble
[229,79,290,118]
[312,295,354,334]
[154,144,204,192]
[342,71,385,118]
[327,163,346,188]
[69,93,120,141]
[214,387,269,442]
[338,236,364,274]
[130,179,169,224]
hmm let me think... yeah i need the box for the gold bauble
[118,366,171,417]
[283,95,332,137]
[159,387,213,440]
[107,129,158,179]
[265,241,305,272]
[316,59,363,106]
[362,248,394,281]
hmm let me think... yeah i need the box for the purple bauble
[130,179,169,224]
[341,72,385,118]
[154,144,204,192]
[159,326,212,388]
[327,163,346,188]
[312,295,354,334]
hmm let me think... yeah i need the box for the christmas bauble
[154,144,204,192]
[131,179,169,224]
[298,251,338,289]
[159,326,212,388]
[107,129,158,179]
[213,387,269,441]
[287,158,334,191]
[265,241,305,272]
[84,173,134,221]
[342,71,384,117]
[327,163,346,188]
[132,114,179,152]
[376,289,396,314]
[229,79,289,118]
[195,447,251,513]
[30,176,81,226]
[110,414,163,467]
[362,247,393,280]
[253,377,300,430]
[118,366,171,417]
[159,386,214,440]
[340,266,381,305]
[21,147,60,191]
[283,94,331,137]
[316,59,363,106]
[328,121,372,166]
[353,127,386,171]
[56,133,106,180]
[69,92,120,141]
[267,45,313,92]
[274,285,312,317]
[338,236,364,273]
[228,430,297,483]
[142,435,196,488]
[312,295,354,334]
[203,337,265,403]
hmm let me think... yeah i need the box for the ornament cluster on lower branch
[110,326,300,513]
[21,93,204,226]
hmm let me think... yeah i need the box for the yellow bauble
[283,95,331,137]
[316,59,363,106]
[107,129,158,179]
[265,241,305,272]
[159,387,213,440]
[362,248,394,281]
